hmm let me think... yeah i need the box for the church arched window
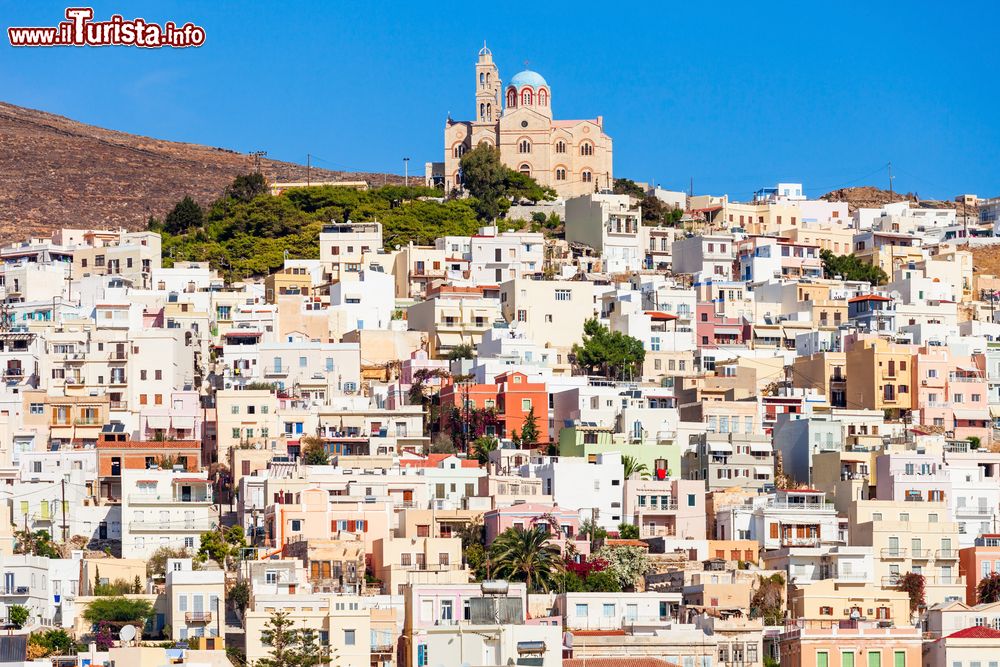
[556,141,566,154]
[521,89,533,106]
[538,89,548,106]
[486,72,491,86]
[507,89,517,108]
[453,143,467,159]
[518,140,531,154]
[582,170,593,183]
[555,167,566,181]
[480,72,485,88]
[519,164,531,176]
[480,103,485,120]
[580,141,594,157]
[486,104,492,121]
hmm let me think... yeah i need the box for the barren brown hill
[821,185,965,214]
[0,101,405,240]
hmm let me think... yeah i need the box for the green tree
[446,343,475,360]
[82,597,153,630]
[978,572,1000,604]
[225,173,268,203]
[622,455,649,480]
[196,530,230,567]
[460,145,508,222]
[145,545,190,578]
[612,178,646,199]
[224,525,248,556]
[617,523,639,539]
[94,579,135,596]
[820,249,888,285]
[472,435,499,465]
[489,526,566,593]
[14,529,60,558]
[579,518,608,545]
[300,435,329,465]
[572,318,646,379]
[519,407,540,449]
[257,610,328,667]
[583,569,622,592]
[8,605,29,629]
[228,581,251,623]
[164,196,204,235]
[28,628,74,657]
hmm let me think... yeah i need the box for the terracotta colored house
[438,371,548,441]
[96,431,202,502]
[959,534,1000,604]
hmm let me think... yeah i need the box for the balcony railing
[639,502,679,512]
[264,366,289,377]
[910,549,932,559]
[881,548,907,558]
[936,549,958,560]
[766,501,835,511]
[129,519,216,532]
[128,494,213,505]
[949,374,983,383]
[185,612,212,623]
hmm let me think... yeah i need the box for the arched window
[518,140,531,154]
[486,72,491,86]
[521,89,533,106]
[582,170,593,183]
[556,141,566,154]
[519,164,531,176]
[538,89,548,106]
[453,144,466,159]
[507,89,517,108]
[480,103,485,120]
[454,172,462,185]
[479,72,485,87]
[580,142,594,156]
[555,168,566,181]
[486,103,492,121]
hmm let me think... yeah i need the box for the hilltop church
[426,45,613,198]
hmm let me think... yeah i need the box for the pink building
[695,302,749,349]
[913,347,989,440]
[483,502,590,555]
[138,390,203,442]
[623,478,707,539]
[399,349,449,389]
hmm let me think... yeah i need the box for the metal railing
[881,548,907,558]
[185,612,212,623]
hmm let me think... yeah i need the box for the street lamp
[403,157,410,187]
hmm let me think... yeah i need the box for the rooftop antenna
[250,150,267,174]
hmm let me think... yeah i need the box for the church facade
[426,45,613,199]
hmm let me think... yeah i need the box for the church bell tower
[475,42,500,126]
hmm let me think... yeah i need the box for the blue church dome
[509,70,547,89]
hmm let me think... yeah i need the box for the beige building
[371,536,468,595]
[166,558,225,645]
[498,277,595,370]
[433,46,613,197]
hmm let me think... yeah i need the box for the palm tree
[472,435,499,465]
[489,526,566,593]
[622,455,649,480]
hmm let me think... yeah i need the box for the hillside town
[3,48,1000,667]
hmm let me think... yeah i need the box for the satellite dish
[119,625,137,642]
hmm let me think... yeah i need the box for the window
[580,142,594,156]
[581,170,592,183]
[602,603,615,617]
[842,652,855,667]
[343,629,356,646]
[575,603,588,617]
[518,139,531,154]
[555,167,566,180]
[556,141,566,153]
[521,399,532,411]
[29,403,43,415]
[440,600,453,620]
[555,289,572,301]
[290,520,301,532]
[818,652,829,667]
[868,651,881,667]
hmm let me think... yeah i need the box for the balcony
[0,587,29,596]
[129,519,216,532]
[108,353,128,363]
[936,549,958,560]
[766,501,836,511]
[128,493,213,505]
[185,612,212,624]
[110,401,128,410]
[881,548,907,559]
[639,502,679,512]
[949,373,983,384]
[264,366,289,377]
[781,538,821,548]
[109,376,127,386]
[639,526,677,538]
[910,549,932,560]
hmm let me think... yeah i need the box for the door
[3,573,13,595]
[181,485,192,502]
[111,457,121,476]
[99,522,107,539]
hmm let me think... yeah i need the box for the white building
[120,469,216,559]
[565,193,643,273]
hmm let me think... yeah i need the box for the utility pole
[61,477,68,544]
[307,154,311,186]
[403,157,410,187]
[888,161,894,198]
[250,151,267,174]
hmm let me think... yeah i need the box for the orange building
[96,430,202,502]
[775,620,922,667]
[959,534,1000,604]
[438,371,548,442]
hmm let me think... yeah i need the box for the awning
[146,415,170,429]
[714,327,742,335]
[172,416,195,430]
[755,466,773,475]
[436,332,467,348]
[708,442,733,453]
[750,442,772,452]
[954,409,990,421]
[990,405,1000,418]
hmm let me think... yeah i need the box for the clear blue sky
[3,0,999,200]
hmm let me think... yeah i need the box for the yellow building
[791,352,846,407]
[788,578,910,623]
[264,264,319,303]
[848,500,964,607]
[845,337,917,413]
[784,224,854,255]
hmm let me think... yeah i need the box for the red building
[438,371,548,442]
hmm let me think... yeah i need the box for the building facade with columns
[428,45,613,198]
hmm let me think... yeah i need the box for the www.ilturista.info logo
[8,7,206,48]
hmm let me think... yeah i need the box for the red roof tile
[945,626,1000,639]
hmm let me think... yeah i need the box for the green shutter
[842,653,855,667]
[818,652,829,667]
[894,652,905,667]
[869,651,882,667]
